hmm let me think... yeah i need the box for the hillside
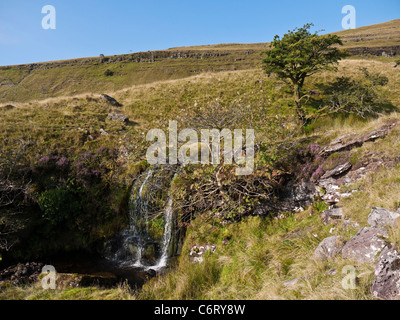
[0,20,399,104]
[1,20,400,301]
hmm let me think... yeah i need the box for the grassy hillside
[0,20,400,300]
[331,19,400,48]
[0,20,399,104]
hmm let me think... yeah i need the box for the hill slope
[0,20,399,104]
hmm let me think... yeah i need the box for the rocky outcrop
[341,227,389,263]
[320,121,399,157]
[313,236,345,261]
[0,262,44,286]
[368,207,400,228]
[316,121,400,205]
[371,246,400,300]
[345,46,400,58]
[320,162,352,180]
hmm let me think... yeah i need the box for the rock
[320,207,344,225]
[368,207,400,228]
[314,236,345,260]
[0,104,15,111]
[321,162,352,179]
[0,262,44,285]
[189,245,217,263]
[55,273,118,290]
[343,218,360,230]
[342,227,389,263]
[283,277,301,288]
[320,121,399,156]
[325,269,337,275]
[107,113,129,123]
[100,128,109,136]
[276,181,317,212]
[99,94,122,107]
[371,246,400,300]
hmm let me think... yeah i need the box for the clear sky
[0,0,399,66]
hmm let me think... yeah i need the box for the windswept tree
[261,23,346,125]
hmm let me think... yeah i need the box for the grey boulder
[314,236,345,260]
[342,227,389,263]
[371,246,400,300]
[368,207,400,228]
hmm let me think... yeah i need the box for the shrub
[322,68,390,118]
[104,69,114,77]
[38,189,81,225]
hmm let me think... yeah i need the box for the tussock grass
[138,210,376,300]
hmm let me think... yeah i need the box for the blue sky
[0,0,399,66]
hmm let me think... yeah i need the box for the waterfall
[152,197,174,270]
[104,167,177,271]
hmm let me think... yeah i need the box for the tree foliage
[261,23,346,125]
[321,68,390,118]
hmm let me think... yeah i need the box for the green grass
[136,211,374,300]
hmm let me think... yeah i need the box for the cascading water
[104,168,177,271]
[152,197,173,270]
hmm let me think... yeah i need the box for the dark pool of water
[42,251,155,289]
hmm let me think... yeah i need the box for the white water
[151,197,174,270]
[106,168,176,271]
[130,169,153,268]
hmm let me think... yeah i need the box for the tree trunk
[293,83,307,126]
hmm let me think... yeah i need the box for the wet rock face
[277,181,317,212]
[371,246,400,300]
[0,262,44,286]
[368,207,400,228]
[253,180,317,215]
[56,273,118,290]
[341,227,389,263]
[314,236,345,261]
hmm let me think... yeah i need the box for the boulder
[368,207,400,228]
[371,246,400,300]
[100,128,109,135]
[0,262,44,286]
[0,104,15,111]
[314,236,345,260]
[342,227,389,263]
[320,207,344,225]
[283,277,302,288]
[107,113,129,123]
[320,121,399,156]
[189,245,217,263]
[99,94,122,107]
[321,162,352,179]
